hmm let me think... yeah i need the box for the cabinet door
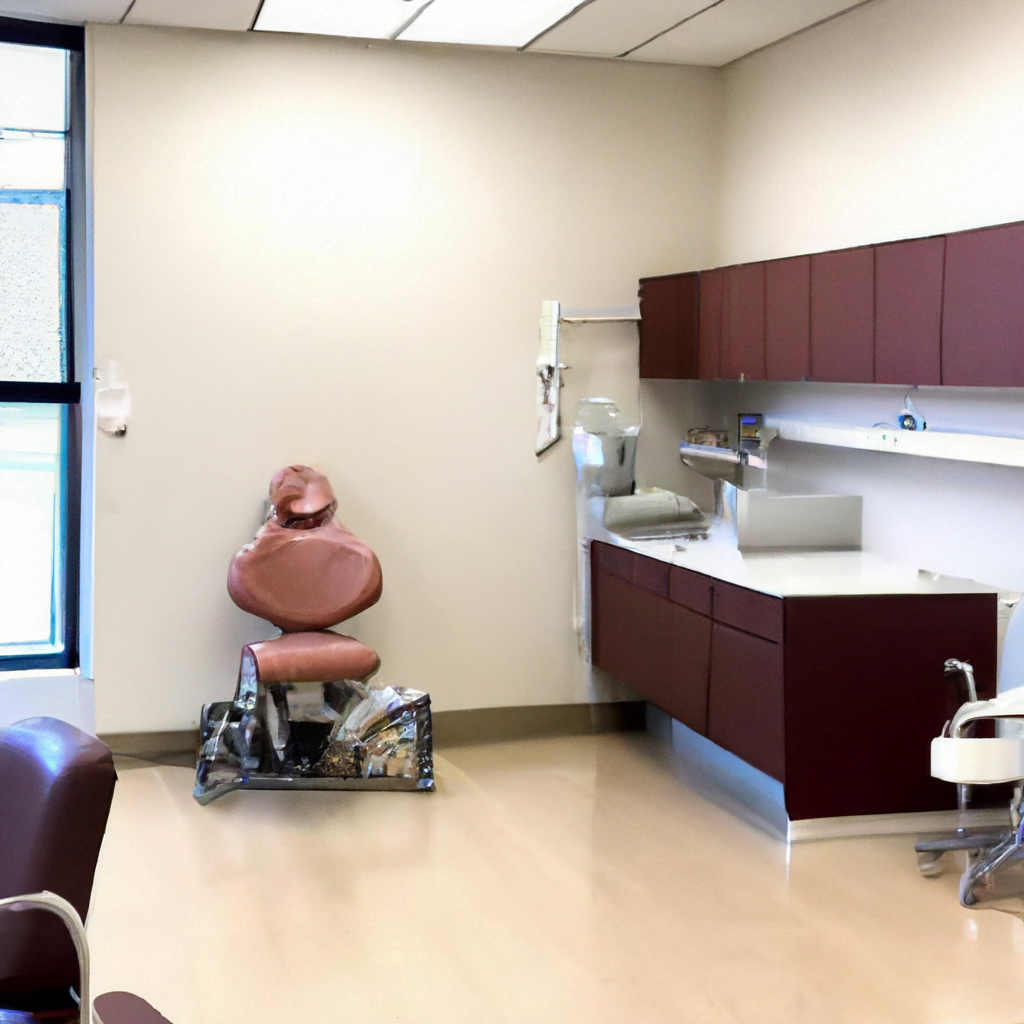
[875,236,944,385]
[721,263,766,380]
[591,571,671,700]
[765,256,810,381]
[783,593,997,821]
[591,571,642,688]
[638,273,700,379]
[698,268,724,380]
[810,247,875,383]
[665,604,712,735]
[707,622,785,780]
[942,222,1024,386]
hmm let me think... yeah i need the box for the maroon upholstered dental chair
[194,465,433,802]
[0,717,172,1024]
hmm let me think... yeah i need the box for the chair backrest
[0,718,116,1010]
[226,465,383,633]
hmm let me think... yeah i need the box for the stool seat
[245,631,380,684]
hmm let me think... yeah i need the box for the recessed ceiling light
[397,0,586,48]
[255,0,433,41]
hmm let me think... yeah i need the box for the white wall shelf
[765,418,1024,470]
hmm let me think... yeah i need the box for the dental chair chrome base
[919,659,1024,912]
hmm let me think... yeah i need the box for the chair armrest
[0,892,92,1023]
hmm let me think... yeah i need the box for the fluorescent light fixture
[0,0,131,24]
[255,0,434,40]
[398,0,586,48]
[125,0,262,31]
[529,0,712,57]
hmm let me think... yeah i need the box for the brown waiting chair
[0,717,172,1023]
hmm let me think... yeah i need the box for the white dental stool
[918,656,1024,912]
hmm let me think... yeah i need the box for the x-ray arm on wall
[534,301,640,457]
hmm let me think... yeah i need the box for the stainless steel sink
[679,441,766,490]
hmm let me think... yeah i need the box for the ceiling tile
[254,0,433,41]
[529,0,711,57]
[124,0,261,31]
[0,0,130,23]
[399,0,582,49]
[625,0,865,67]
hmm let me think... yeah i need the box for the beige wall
[88,24,718,732]
[716,0,1024,265]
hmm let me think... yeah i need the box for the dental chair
[0,717,172,1023]
[194,464,433,803]
[916,660,1024,913]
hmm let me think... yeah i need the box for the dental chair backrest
[226,464,382,632]
[0,718,116,1010]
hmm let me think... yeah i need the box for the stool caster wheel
[917,849,946,877]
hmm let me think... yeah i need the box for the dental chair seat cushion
[228,518,382,632]
[95,992,173,1024]
[245,631,380,683]
[0,718,116,1007]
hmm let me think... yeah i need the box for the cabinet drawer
[669,564,713,616]
[712,580,783,643]
[591,541,669,597]
[708,622,785,781]
[591,541,634,583]
[634,552,670,598]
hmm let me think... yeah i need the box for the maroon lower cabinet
[590,541,1000,824]
[638,272,700,379]
[782,593,997,821]
[810,246,875,383]
[874,236,944,386]
[707,623,785,781]
[942,221,1024,386]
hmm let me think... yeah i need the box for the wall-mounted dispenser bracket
[534,300,640,456]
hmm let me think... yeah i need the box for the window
[0,17,84,671]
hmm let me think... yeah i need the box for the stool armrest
[0,891,93,1024]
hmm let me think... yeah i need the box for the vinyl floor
[90,732,1024,1024]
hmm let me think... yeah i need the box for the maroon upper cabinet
[698,268,724,380]
[875,236,944,386]
[721,263,766,380]
[765,256,810,381]
[942,222,1024,387]
[810,246,875,383]
[638,272,699,379]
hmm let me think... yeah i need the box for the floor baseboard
[99,701,646,759]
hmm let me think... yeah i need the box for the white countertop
[588,506,998,599]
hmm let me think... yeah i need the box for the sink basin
[679,441,766,489]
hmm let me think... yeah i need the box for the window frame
[0,16,85,672]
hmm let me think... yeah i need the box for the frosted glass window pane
[0,42,67,131]
[0,405,63,651]
[0,202,64,382]
[0,135,65,190]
